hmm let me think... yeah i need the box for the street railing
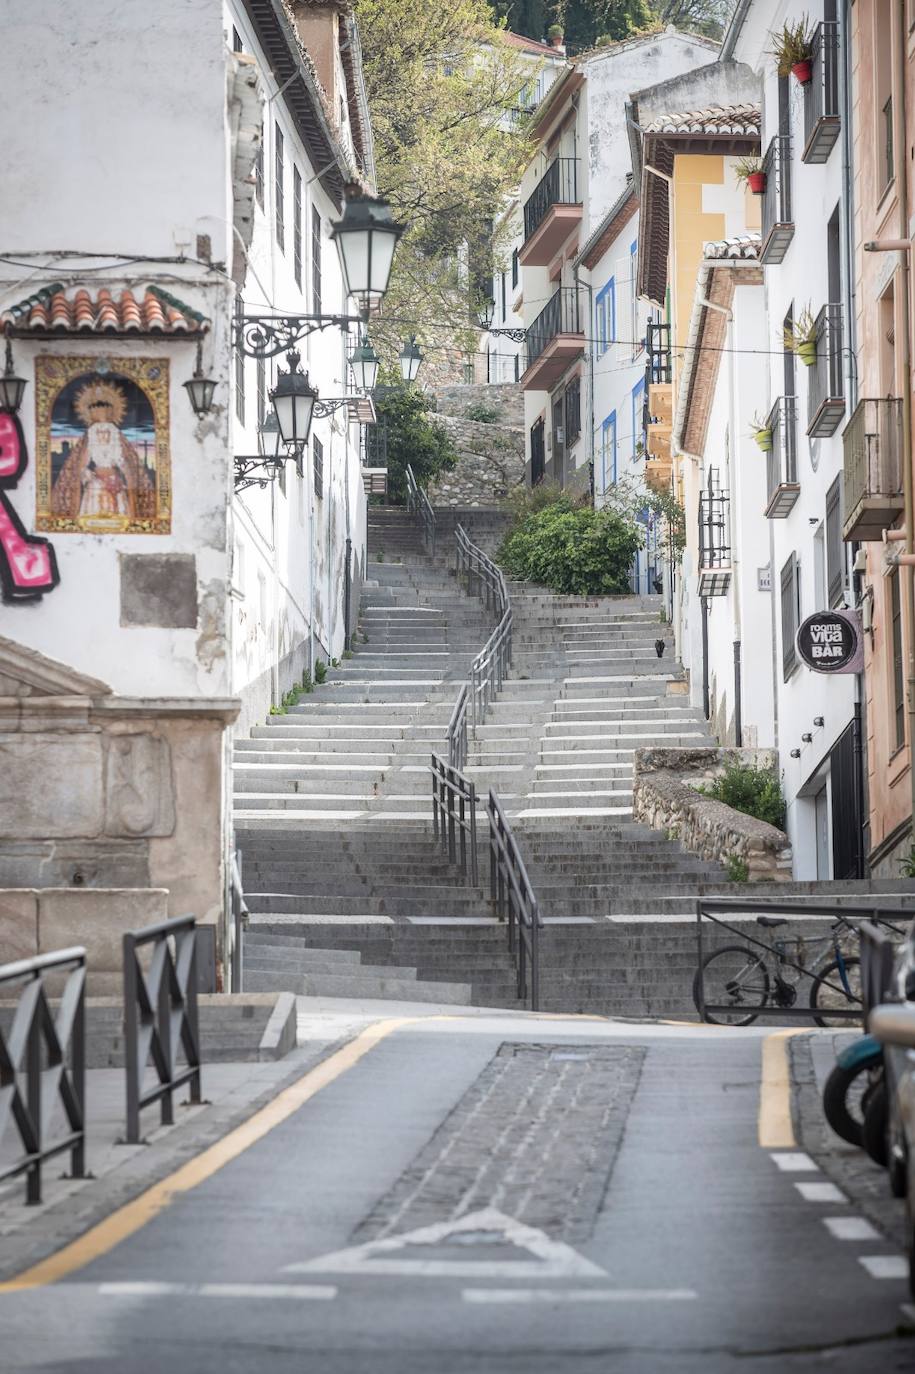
[0,946,86,1204]
[432,752,479,886]
[489,790,541,1011]
[124,914,202,1144]
[859,920,898,1027]
[405,462,436,555]
[455,523,513,727]
[230,848,248,995]
[447,682,470,771]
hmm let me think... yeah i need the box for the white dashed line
[823,1217,881,1242]
[858,1256,909,1280]
[98,1282,337,1300]
[770,1152,818,1172]
[794,1181,847,1204]
[461,1288,698,1304]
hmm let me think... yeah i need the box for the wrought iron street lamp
[349,334,380,393]
[234,412,285,491]
[0,335,26,414]
[183,339,217,418]
[476,296,526,344]
[270,350,317,455]
[236,194,405,359]
[399,336,423,385]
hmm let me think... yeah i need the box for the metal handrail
[859,921,898,1027]
[230,848,248,995]
[0,946,86,1203]
[405,462,436,555]
[454,523,513,728]
[432,752,479,886]
[447,682,469,771]
[488,790,541,1010]
[123,913,202,1144]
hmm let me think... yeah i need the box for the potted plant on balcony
[546,22,565,48]
[770,17,815,84]
[735,155,766,195]
[750,413,773,451]
[783,307,818,366]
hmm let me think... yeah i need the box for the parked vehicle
[822,1034,884,1150]
[870,1002,915,1296]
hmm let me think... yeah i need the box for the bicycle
[692,914,862,1027]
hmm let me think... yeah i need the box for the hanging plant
[750,413,773,452]
[734,155,766,195]
[770,17,815,83]
[783,307,818,366]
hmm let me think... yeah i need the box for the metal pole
[123,933,141,1144]
[71,971,86,1179]
[26,994,41,1204]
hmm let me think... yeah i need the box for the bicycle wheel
[822,1057,877,1148]
[809,956,862,1028]
[693,946,769,1026]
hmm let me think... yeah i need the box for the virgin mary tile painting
[35,355,171,534]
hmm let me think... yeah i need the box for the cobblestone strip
[353,1042,646,1245]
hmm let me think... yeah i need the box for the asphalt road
[2,1014,914,1374]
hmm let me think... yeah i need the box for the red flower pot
[747,171,767,195]
[791,59,812,84]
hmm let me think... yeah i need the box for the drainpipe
[701,595,710,721]
[573,261,596,503]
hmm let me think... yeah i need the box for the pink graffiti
[0,411,59,602]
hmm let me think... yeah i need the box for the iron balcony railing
[646,320,672,387]
[808,303,845,437]
[361,419,387,468]
[525,287,581,371]
[761,135,794,264]
[803,21,841,164]
[523,157,578,243]
[698,484,730,565]
[842,397,905,540]
[765,396,799,518]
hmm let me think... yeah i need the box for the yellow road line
[0,1016,414,1292]
[758,1028,808,1149]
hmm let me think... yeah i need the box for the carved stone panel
[0,734,104,838]
[104,733,175,838]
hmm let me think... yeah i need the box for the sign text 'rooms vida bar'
[796,610,864,675]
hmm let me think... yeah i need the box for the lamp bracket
[234,453,294,491]
[237,313,367,359]
[486,327,528,343]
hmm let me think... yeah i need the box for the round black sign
[796,611,858,673]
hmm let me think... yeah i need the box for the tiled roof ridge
[704,232,762,260]
[2,283,210,334]
[643,103,760,134]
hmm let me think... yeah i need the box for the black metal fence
[124,914,202,1144]
[489,791,541,1010]
[525,288,581,371]
[405,462,437,555]
[447,682,469,771]
[646,321,672,386]
[803,21,841,163]
[523,157,578,242]
[760,134,794,264]
[808,303,845,437]
[432,753,479,886]
[0,947,86,1204]
[454,523,513,727]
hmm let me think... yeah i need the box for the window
[564,376,581,444]
[501,271,507,321]
[629,241,640,356]
[312,207,322,315]
[274,123,284,251]
[313,434,324,500]
[530,417,545,485]
[631,377,645,458]
[255,139,264,210]
[234,295,245,423]
[511,248,519,290]
[876,0,894,193]
[883,96,894,190]
[293,167,303,288]
[514,354,519,383]
[232,26,243,51]
[595,279,615,356]
[825,475,844,607]
[891,568,906,750]
[256,355,266,431]
[600,412,617,493]
[780,552,800,680]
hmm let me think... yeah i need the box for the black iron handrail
[525,287,581,370]
[489,790,541,1010]
[432,752,479,886]
[405,462,436,555]
[0,946,86,1203]
[523,157,578,242]
[455,522,513,727]
[695,897,907,1024]
[803,21,840,161]
[124,913,202,1144]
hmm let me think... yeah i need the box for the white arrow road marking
[284,1207,607,1280]
[462,1288,698,1304]
[98,1282,337,1300]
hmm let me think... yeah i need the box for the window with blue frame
[600,412,617,493]
[629,241,640,355]
[631,377,645,460]
[595,278,615,356]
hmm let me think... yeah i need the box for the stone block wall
[431,382,525,427]
[632,747,793,881]
[427,413,525,508]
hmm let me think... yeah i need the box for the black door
[830,719,863,879]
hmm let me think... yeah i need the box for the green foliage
[314,660,327,685]
[899,846,915,878]
[490,0,728,46]
[376,550,385,562]
[498,497,641,595]
[725,855,750,883]
[699,762,787,832]
[268,704,285,716]
[465,401,502,424]
[343,649,354,660]
[600,474,686,559]
[300,668,313,695]
[769,15,815,76]
[374,385,458,505]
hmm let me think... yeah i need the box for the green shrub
[314,660,327,685]
[465,401,501,424]
[899,845,915,878]
[373,384,457,505]
[699,762,786,831]
[497,498,641,596]
[725,855,750,883]
[300,668,313,694]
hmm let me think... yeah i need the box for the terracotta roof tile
[704,233,761,260]
[2,284,209,335]
[501,30,563,55]
[642,104,760,136]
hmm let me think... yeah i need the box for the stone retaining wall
[427,413,524,507]
[632,747,793,882]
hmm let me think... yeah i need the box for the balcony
[520,288,584,391]
[645,456,673,494]
[520,159,582,267]
[361,419,387,468]
[803,21,840,164]
[698,477,731,597]
[765,396,800,518]
[842,398,904,540]
[807,303,845,437]
[760,135,794,265]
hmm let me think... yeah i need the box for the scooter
[822,1034,886,1161]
